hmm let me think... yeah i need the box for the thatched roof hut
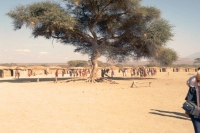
[68,67,84,70]
[28,66,47,70]
[25,66,47,76]
[0,66,10,78]
[48,66,63,70]
[159,67,172,72]
[185,67,196,72]
[173,67,185,72]
[15,66,22,70]
[109,66,119,70]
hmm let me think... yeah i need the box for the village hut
[123,67,133,71]
[173,67,185,72]
[195,68,200,72]
[180,67,186,72]
[13,66,27,77]
[183,67,196,72]
[159,67,165,72]
[184,67,195,72]
[109,66,119,73]
[0,70,3,78]
[48,66,63,75]
[159,67,172,72]
[147,67,159,73]
[0,66,28,78]
[68,67,84,70]
[172,67,179,72]
[0,66,14,78]
[27,66,47,76]
[193,67,198,72]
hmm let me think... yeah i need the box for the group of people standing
[99,67,158,78]
[117,67,157,78]
[101,69,110,77]
[68,69,90,77]
[130,67,157,77]
[54,69,91,79]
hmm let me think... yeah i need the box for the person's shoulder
[188,75,196,80]
[188,76,197,87]
[192,75,196,79]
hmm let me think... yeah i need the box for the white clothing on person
[187,75,196,87]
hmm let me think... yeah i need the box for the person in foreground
[186,67,200,87]
[184,70,200,133]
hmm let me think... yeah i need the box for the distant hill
[123,60,149,66]
[1,51,200,66]
[173,58,193,65]
[184,51,200,60]
[0,63,68,66]
[172,51,200,65]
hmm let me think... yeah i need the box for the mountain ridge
[183,51,200,60]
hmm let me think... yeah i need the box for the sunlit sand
[0,72,194,133]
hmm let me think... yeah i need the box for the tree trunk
[90,47,100,79]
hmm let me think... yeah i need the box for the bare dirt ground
[0,72,195,133]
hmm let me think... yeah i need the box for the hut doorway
[0,70,3,78]
[10,69,14,76]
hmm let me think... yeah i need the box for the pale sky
[0,0,200,63]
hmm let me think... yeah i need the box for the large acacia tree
[7,0,175,78]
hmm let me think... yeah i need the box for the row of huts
[0,65,199,78]
[0,66,67,78]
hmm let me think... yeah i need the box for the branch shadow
[106,77,157,81]
[0,77,74,83]
[0,76,157,84]
[149,109,190,121]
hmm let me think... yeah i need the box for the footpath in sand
[0,72,195,133]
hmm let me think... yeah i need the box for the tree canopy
[7,0,177,78]
[194,58,200,64]
[155,47,178,66]
[67,60,111,67]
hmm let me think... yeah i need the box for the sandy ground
[0,72,196,133]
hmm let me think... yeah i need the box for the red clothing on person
[55,70,58,77]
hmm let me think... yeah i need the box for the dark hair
[198,67,200,70]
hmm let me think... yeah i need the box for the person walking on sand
[45,69,49,76]
[111,69,114,77]
[62,69,65,77]
[55,69,58,83]
[184,69,200,133]
[15,70,18,78]
[124,69,127,77]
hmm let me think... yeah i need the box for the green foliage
[155,48,178,66]
[97,61,111,67]
[40,64,49,66]
[0,63,18,66]
[114,63,124,69]
[67,60,88,67]
[7,1,75,38]
[173,64,195,68]
[7,0,177,66]
[145,63,160,67]
[67,60,110,67]
[194,58,200,63]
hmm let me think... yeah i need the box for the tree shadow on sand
[106,77,157,81]
[149,109,190,121]
[0,77,79,83]
[0,76,157,84]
